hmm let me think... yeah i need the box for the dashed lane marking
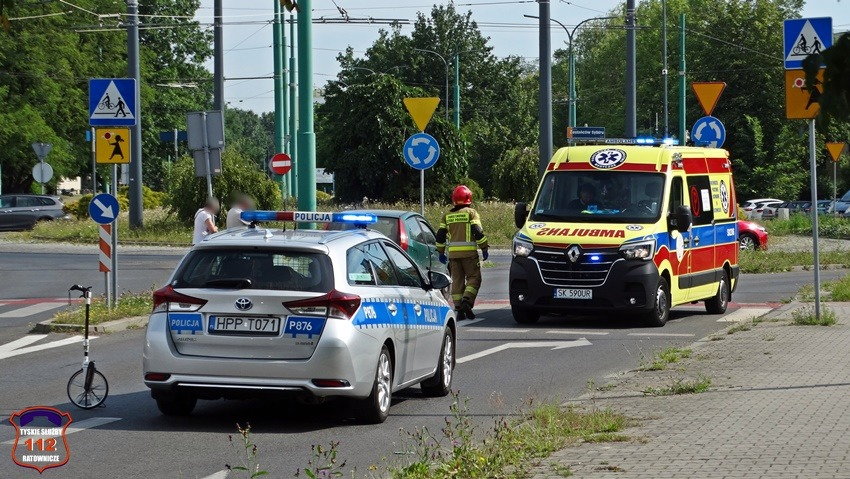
[0,335,92,361]
[627,332,695,337]
[463,327,530,333]
[717,307,773,323]
[2,417,121,445]
[0,302,66,318]
[200,471,230,479]
[545,330,611,336]
[0,335,49,353]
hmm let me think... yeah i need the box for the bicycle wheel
[67,368,109,409]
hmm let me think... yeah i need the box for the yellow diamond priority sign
[95,127,131,164]
[403,97,440,132]
[826,142,846,163]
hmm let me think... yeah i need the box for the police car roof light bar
[240,211,379,228]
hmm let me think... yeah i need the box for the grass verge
[391,398,628,479]
[52,291,152,326]
[791,305,837,326]
[9,209,192,245]
[643,377,711,396]
[797,273,850,302]
[739,250,850,273]
[640,347,692,371]
[764,214,850,240]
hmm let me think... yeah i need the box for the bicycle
[66,285,109,409]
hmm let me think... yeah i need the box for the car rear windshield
[327,216,400,242]
[172,248,333,292]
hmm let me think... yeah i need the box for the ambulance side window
[686,175,714,226]
[668,177,684,214]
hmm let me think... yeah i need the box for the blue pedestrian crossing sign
[403,133,440,170]
[89,193,120,224]
[691,116,726,148]
[783,17,832,69]
[89,78,137,126]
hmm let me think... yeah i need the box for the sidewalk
[533,302,850,479]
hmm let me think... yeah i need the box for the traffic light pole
[289,15,299,201]
[127,0,143,228]
[678,14,687,144]
[273,0,286,199]
[297,0,316,221]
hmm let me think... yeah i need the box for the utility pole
[213,0,224,111]
[127,0,143,228]
[273,0,286,198]
[625,0,637,137]
[297,0,316,218]
[661,0,669,138]
[453,53,460,129]
[289,15,299,200]
[538,0,553,174]
[678,13,687,144]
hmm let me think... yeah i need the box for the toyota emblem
[567,245,581,263]
[235,297,253,311]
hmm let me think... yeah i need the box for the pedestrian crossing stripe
[90,81,135,121]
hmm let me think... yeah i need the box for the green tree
[225,108,274,169]
[317,75,469,202]
[492,147,539,202]
[167,149,281,223]
[805,32,850,122]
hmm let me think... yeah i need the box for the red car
[738,220,768,251]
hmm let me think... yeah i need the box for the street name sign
[567,127,606,139]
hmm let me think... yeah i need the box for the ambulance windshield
[531,171,666,223]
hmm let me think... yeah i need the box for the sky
[196,0,846,113]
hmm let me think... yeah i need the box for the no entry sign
[269,153,292,175]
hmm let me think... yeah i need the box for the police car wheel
[644,277,670,327]
[155,391,197,416]
[421,328,455,397]
[358,346,393,424]
[705,270,730,315]
[512,305,540,324]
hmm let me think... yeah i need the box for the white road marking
[463,327,530,333]
[546,330,611,336]
[457,338,592,364]
[627,332,695,337]
[0,334,48,353]
[200,471,229,479]
[3,417,121,445]
[0,335,91,361]
[717,307,772,323]
[0,302,65,318]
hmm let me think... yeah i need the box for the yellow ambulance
[510,143,739,326]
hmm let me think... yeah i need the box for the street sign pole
[809,119,821,321]
[420,170,425,215]
[201,112,213,198]
[39,159,45,194]
[91,127,97,193]
[111,165,119,308]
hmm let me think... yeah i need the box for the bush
[167,149,282,224]
[316,190,333,204]
[492,147,540,202]
[65,194,130,220]
[765,214,850,239]
[119,185,168,209]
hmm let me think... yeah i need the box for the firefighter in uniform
[436,185,489,320]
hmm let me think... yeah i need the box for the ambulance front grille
[530,246,621,287]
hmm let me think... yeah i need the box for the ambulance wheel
[512,305,540,324]
[421,328,455,397]
[357,346,392,424]
[644,277,670,327]
[155,391,197,416]
[705,270,730,315]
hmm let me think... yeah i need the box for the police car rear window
[173,248,332,292]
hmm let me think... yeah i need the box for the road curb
[33,315,148,334]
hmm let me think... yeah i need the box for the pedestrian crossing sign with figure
[783,17,832,69]
[89,78,137,126]
[95,128,131,164]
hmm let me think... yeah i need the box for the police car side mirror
[428,271,451,290]
[514,202,528,229]
[668,205,692,232]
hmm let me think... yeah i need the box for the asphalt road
[0,247,846,478]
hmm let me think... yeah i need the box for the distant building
[316,168,334,195]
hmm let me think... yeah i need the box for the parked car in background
[833,190,850,216]
[788,201,810,213]
[327,210,448,275]
[742,198,781,218]
[743,199,783,220]
[0,194,67,231]
[738,220,768,251]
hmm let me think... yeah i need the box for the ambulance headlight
[619,240,655,260]
[513,237,533,257]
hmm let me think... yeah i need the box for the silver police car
[143,211,456,423]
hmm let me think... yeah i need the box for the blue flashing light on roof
[239,211,378,226]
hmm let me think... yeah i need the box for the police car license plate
[554,289,592,300]
[208,316,281,334]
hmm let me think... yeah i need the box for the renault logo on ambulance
[510,143,740,328]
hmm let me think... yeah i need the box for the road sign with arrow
[89,193,120,225]
[403,133,441,171]
[691,116,726,148]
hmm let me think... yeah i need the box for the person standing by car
[193,197,220,245]
[435,185,489,320]
[225,194,255,229]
